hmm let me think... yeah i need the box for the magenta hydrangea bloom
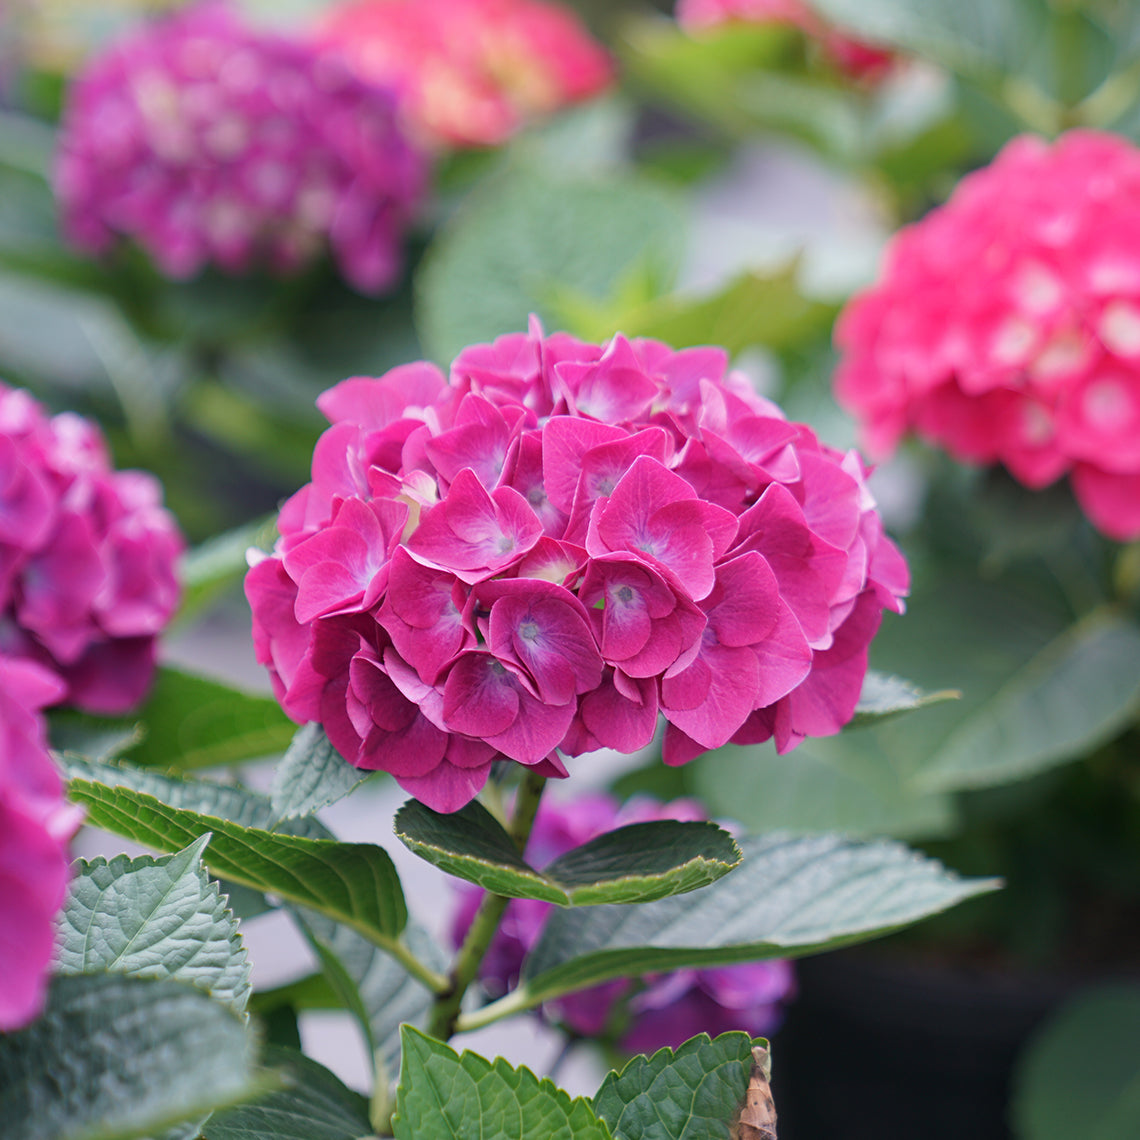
[0,655,83,1032]
[246,320,907,812]
[449,793,795,1049]
[55,1,427,293]
[0,382,183,713]
[836,130,1140,542]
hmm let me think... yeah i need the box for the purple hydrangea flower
[0,383,183,714]
[449,792,795,1051]
[55,1,427,293]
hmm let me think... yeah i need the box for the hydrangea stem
[426,770,548,1041]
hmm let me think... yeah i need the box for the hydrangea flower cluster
[450,793,795,1049]
[835,130,1140,542]
[316,0,613,148]
[1,382,183,714]
[676,0,894,82]
[0,655,83,1032]
[246,321,908,813]
[55,2,427,293]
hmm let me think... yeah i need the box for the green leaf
[271,723,368,821]
[297,912,445,1074]
[1012,984,1140,1140]
[517,834,997,1007]
[552,264,836,356]
[692,737,956,840]
[57,835,252,1015]
[62,755,408,947]
[593,1031,760,1140]
[206,1046,374,1140]
[0,974,264,1140]
[392,1027,613,1140]
[914,610,1140,792]
[121,666,296,771]
[395,799,741,906]
[809,0,1038,77]
[416,166,684,364]
[851,669,961,727]
[177,513,278,624]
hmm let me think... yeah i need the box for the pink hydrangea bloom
[246,320,907,812]
[676,0,894,82]
[0,382,183,713]
[316,0,614,149]
[55,1,427,292]
[450,793,795,1048]
[0,655,83,1032]
[835,130,1140,542]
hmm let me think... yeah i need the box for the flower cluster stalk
[425,772,548,1040]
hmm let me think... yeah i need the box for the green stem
[425,772,548,1040]
[374,933,450,995]
[454,985,540,1034]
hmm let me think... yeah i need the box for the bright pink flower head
[316,0,614,148]
[0,655,83,1032]
[450,792,795,1047]
[246,320,907,812]
[0,383,183,714]
[836,130,1140,542]
[55,1,427,293]
[676,0,894,82]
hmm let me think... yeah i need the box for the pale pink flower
[449,792,795,1048]
[0,655,83,1032]
[835,130,1140,542]
[0,384,182,714]
[315,0,614,149]
[247,321,907,812]
[676,0,894,82]
[55,1,427,292]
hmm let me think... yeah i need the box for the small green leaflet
[395,798,741,906]
[57,835,251,1015]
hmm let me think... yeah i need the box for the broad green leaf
[207,1046,374,1140]
[271,723,368,820]
[416,166,684,364]
[46,713,142,761]
[177,512,277,624]
[395,799,741,905]
[593,1032,760,1140]
[915,610,1140,792]
[1012,984,1140,1140]
[57,835,251,1014]
[692,737,956,840]
[120,666,296,771]
[297,911,445,1074]
[58,753,328,836]
[62,756,408,946]
[850,670,960,727]
[392,1027,613,1140]
[517,834,997,1007]
[0,974,263,1140]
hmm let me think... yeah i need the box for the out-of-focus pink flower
[835,130,1140,542]
[246,320,907,812]
[316,0,614,148]
[0,382,183,713]
[55,1,427,293]
[449,793,795,1049]
[0,655,83,1032]
[676,0,894,83]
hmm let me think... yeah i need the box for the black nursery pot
[770,949,1073,1140]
